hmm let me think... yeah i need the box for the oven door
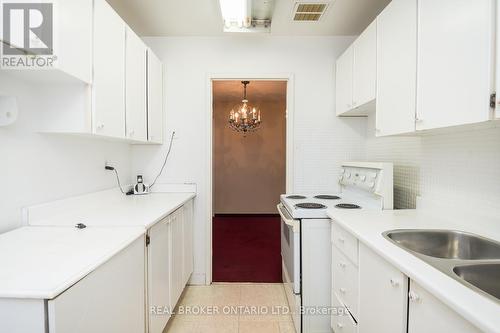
[277,203,301,295]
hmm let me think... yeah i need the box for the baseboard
[214,213,280,218]
[188,272,207,286]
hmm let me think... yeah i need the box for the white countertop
[28,191,196,229]
[326,208,500,333]
[0,226,144,299]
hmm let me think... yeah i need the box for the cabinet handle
[129,130,135,137]
[415,117,423,123]
[390,278,400,287]
[409,291,420,302]
[338,237,345,244]
[339,288,346,294]
[336,323,344,329]
[97,123,104,130]
[339,262,347,268]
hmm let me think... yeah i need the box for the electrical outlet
[0,96,18,127]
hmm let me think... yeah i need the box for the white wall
[0,74,132,233]
[365,114,500,215]
[131,36,367,283]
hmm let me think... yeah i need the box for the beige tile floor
[164,283,295,333]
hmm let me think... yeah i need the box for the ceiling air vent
[292,2,329,22]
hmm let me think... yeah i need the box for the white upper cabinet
[408,281,481,333]
[147,50,164,144]
[358,243,408,333]
[92,0,126,138]
[416,0,495,130]
[336,45,354,116]
[376,0,417,136]
[336,21,377,116]
[353,21,377,109]
[54,0,93,83]
[126,27,147,142]
[1,0,92,83]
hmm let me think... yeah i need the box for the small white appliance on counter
[277,162,393,333]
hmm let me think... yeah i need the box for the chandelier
[228,81,262,133]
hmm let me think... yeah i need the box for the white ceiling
[106,0,391,36]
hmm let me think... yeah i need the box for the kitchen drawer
[332,221,359,265]
[333,245,359,319]
[331,291,358,333]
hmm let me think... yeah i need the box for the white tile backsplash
[365,114,500,213]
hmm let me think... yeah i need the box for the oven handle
[277,204,299,233]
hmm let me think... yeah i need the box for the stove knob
[368,182,375,188]
[360,175,366,182]
[340,168,345,174]
[345,173,351,179]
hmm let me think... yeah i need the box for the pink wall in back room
[213,80,287,214]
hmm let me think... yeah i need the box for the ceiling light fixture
[219,0,274,33]
[228,81,262,134]
[219,0,252,29]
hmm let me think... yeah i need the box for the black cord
[149,131,175,190]
[113,168,126,194]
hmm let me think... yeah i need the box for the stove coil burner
[314,195,341,200]
[295,203,327,209]
[287,195,307,199]
[335,203,362,209]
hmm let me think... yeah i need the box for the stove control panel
[339,167,380,192]
[339,162,393,210]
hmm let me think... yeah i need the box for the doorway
[212,80,287,282]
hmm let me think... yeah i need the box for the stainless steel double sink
[382,229,500,303]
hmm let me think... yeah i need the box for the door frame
[205,73,295,285]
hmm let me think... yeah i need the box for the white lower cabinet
[148,217,172,333]
[169,208,185,308]
[358,243,407,333]
[48,236,145,333]
[331,221,482,333]
[0,236,145,333]
[331,291,357,333]
[408,281,481,333]
[147,200,194,333]
[183,200,194,285]
[332,245,359,319]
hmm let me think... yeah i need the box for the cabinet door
[376,0,417,136]
[56,0,92,83]
[408,281,481,333]
[353,21,377,108]
[125,27,147,141]
[169,209,185,308]
[48,236,145,333]
[183,200,194,284]
[358,243,407,333]
[147,50,164,143]
[148,217,172,333]
[497,1,500,119]
[93,0,126,138]
[336,46,354,116]
[416,0,494,130]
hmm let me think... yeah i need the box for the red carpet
[212,214,282,283]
